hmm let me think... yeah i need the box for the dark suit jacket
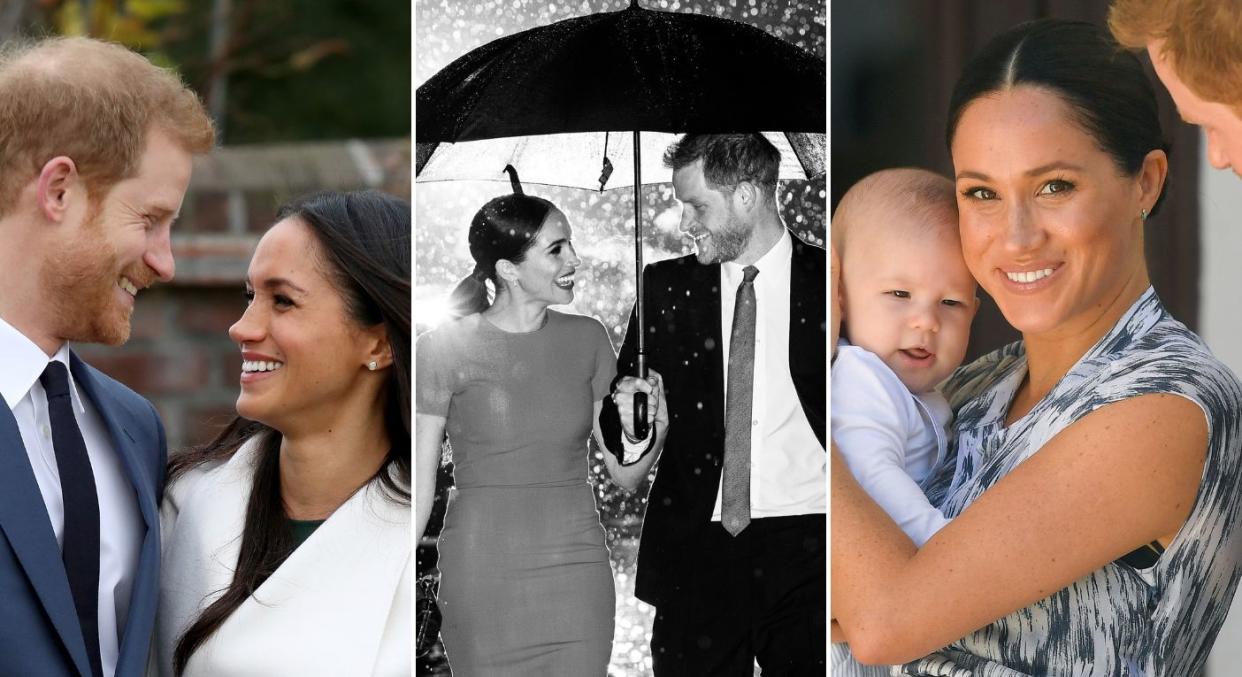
[0,352,166,677]
[601,232,826,606]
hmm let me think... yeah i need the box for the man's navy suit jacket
[0,351,166,677]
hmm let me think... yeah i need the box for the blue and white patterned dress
[901,288,1242,677]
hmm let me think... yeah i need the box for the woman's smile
[997,262,1064,293]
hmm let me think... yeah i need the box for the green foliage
[44,0,410,144]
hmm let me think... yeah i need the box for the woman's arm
[832,393,1208,665]
[415,413,447,542]
[596,369,669,491]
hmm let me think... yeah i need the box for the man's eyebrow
[147,204,180,221]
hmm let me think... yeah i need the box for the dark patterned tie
[41,361,103,677]
[722,265,758,536]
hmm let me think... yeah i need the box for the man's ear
[732,181,759,213]
[36,156,81,223]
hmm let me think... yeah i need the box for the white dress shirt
[0,316,143,677]
[709,229,826,520]
[831,339,952,546]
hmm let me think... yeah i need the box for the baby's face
[842,223,978,394]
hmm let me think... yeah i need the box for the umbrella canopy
[415,0,825,444]
[416,0,825,144]
[417,131,825,190]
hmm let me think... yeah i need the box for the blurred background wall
[832,1,1242,672]
[2,0,410,452]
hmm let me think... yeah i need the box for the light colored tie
[722,265,758,536]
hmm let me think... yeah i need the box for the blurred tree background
[2,0,409,144]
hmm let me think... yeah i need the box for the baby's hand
[831,245,842,358]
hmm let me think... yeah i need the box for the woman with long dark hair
[831,19,1242,675]
[415,170,666,675]
[154,190,411,676]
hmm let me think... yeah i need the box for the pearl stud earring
[368,361,378,371]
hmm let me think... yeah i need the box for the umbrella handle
[632,352,649,439]
[633,392,649,441]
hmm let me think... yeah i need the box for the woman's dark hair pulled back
[449,166,556,316]
[166,189,411,675]
[946,18,1170,214]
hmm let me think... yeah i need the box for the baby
[829,168,978,672]
[831,167,978,545]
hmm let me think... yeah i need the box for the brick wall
[75,138,411,452]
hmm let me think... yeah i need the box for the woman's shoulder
[548,308,605,329]
[1102,314,1242,405]
[415,315,489,369]
[547,309,611,341]
[417,313,483,346]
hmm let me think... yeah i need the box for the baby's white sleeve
[831,347,951,546]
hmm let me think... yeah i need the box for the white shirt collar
[0,315,84,413]
[722,227,793,283]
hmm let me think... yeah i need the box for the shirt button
[41,424,50,439]
[752,419,759,427]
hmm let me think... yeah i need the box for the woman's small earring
[368,361,378,371]
[1140,208,1149,222]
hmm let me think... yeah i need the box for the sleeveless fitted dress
[416,310,616,675]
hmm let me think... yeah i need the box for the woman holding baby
[831,18,1242,676]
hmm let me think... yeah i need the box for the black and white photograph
[414,1,826,674]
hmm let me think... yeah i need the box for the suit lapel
[69,353,161,675]
[69,355,157,533]
[786,239,827,447]
[0,400,93,677]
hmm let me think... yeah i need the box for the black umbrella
[416,0,825,439]
[416,0,825,140]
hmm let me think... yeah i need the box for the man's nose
[145,230,175,282]
[678,207,694,233]
[1207,132,1231,171]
